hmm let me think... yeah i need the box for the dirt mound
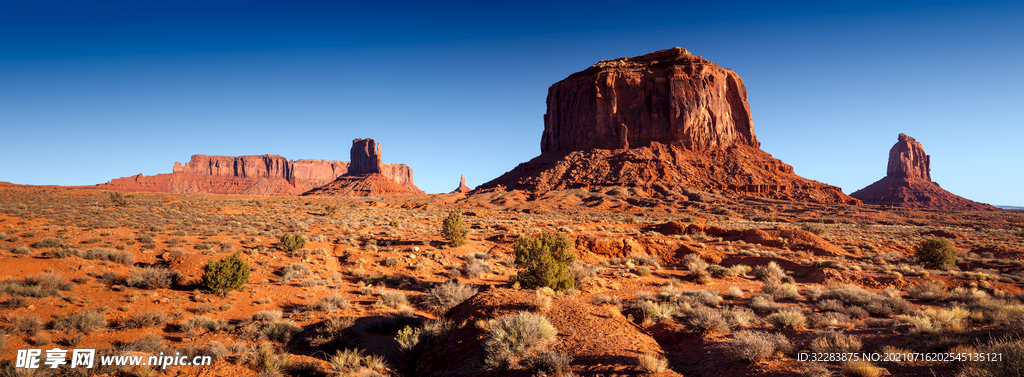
[414,288,679,376]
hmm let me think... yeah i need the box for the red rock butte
[89,139,420,196]
[303,138,424,196]
[851,133,997,211]
[450,175,472,194]
[542,47,756,153]
[481,47,859,205]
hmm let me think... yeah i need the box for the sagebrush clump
[728,330,792,364]
[513,233,577,291]
[441,209,468,247]
[202,252,251,294]
[484,312,557,369]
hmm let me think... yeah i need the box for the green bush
[395,325,421,351]
[513,233,576,291]
[202,252,251,294]
[441,209,468,247]
[109,192,130,207]
[278,234,306,252]
[916,238,958,269]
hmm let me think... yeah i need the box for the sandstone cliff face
[542,47,757,153]
[172,155,291,179]
[349,138,383,175]
[887,133,931,181]
[852,134,996,211]
[290,159,349,191]
[482,47,858,205]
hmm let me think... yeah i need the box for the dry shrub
[808,330,861,354]
[126,267,179,289]
[957,336,1024,377]
[118,310,170,329]
[750,294,782,312]
[524,349,573,375]
[313,294,352,311]
[52,311,107,334]
[637,353,668,373]
[688,307,730,333]
[246,343,291,376]
[801,361,832,377]
[422,281,478,314]
[843,360,882,377]
[23,273,74,291]
[484,312,557,369]
[375,289,408,309]
[906,280,946,301]
[181,316,227,332]
[767,309,806,330]
[728,330,792,363]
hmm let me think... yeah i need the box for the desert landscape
[2,45,1023,377]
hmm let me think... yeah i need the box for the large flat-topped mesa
[482,48,859,205]
[852,134,996,211]
[542,47,756,153]
[88,140,420,196]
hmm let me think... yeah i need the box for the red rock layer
[852,134,997,211]
[451,175,472,193]
[89,151,420,196]
[482,47,859,205]
[542,47,756,153]
[482,143,858,204]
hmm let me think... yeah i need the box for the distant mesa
[90,138,420,196]
[851,133,997,211]
[450,175,472,194]
[302,138,424,196]
[480,47,859,205]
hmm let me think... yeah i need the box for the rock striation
[481,47,859,205]
[451,175,472,194]
[851,134,997,211]
[90,141,420,196]
[303,139,424,196]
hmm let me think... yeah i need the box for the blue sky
[1,1,1021,205]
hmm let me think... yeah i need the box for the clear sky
[1,1,1021,205]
